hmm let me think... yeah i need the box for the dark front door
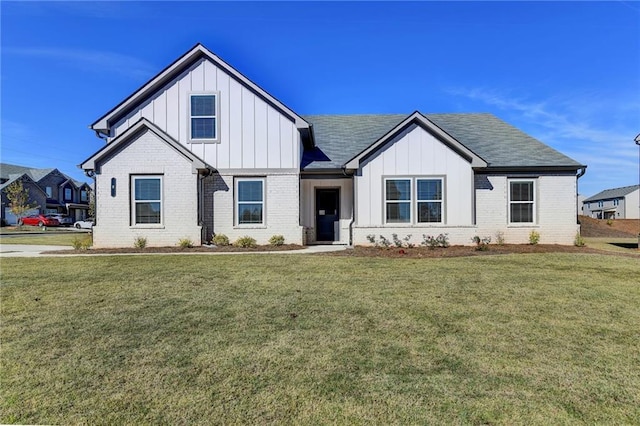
[316,188,340,242]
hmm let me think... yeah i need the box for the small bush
[472,235,491,251]
[392,233,403,248]
[606,219,614,226]
[378,235,391,248]
[421,233,449,249]
[234,236,257,248]
[269,235,285,246]
[495,231,505,245]
[71,236,92,251]
[212,234,230,246]
[134,236,147,249]
[366,234,376,245]
[529,230,540,245]
[574,232,586,247]
[178,238,194,248]
[402,234,415,248]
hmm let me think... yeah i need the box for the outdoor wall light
[111,178,116,197]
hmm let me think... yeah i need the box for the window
[64,187,72,201]
[384,177,444,224]
[45,186,52,198]
[613,199,619,206]
[132,176,162,225]
[417,179,443,223]
[190,94,217,141]
[598,201,604,208]
[80,189,88,202]
[509,180,535,223]
[385,179,411,223]
[236,178,264,225]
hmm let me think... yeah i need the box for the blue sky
[1,1,639,197]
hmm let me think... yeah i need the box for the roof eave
[91,43,309,134]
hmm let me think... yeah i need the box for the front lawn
[0,232,86,246]
[1,254,639,424]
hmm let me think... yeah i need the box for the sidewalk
[0,244,347,258]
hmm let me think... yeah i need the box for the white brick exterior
[92,129,202,248]
[211,171,303,245]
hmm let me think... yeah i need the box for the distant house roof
[0,163,90,189]
[302,113,584,171]
[584,185,640,202]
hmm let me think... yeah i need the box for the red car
[18,214,60,227]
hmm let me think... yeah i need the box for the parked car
[18,214,60,227]
[47,214,74,226]
[74,218,94,229]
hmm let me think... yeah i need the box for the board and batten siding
[92,129,202,248]
[110,58,300,171]
[354,124,474,228]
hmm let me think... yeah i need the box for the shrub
[606,219,614,226]
[392,233,403,248]
[178,238,194,248]
[269,235,285,246]
[529,230,540,245]
[402,234,415,248]
[234,236,257,248]
[421,233,449,249]
[212,234,230,246]
[134,236,147,249]
[495,231,505,245]
[378,235,391,248]
[472,235,491,251]
[574,232,586,247]
[366,234,376,245]
[71,236,92,251]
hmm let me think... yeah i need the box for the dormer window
[64,187,72,201]
[189,93,218,142]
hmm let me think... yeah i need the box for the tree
[5,179,39,226]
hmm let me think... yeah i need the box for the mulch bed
[325,244,619,258]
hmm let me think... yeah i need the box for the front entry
[316,188,340,242]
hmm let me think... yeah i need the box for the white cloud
[447,87,640,197]
[4,47,155,80]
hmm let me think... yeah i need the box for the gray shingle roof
[0,163,88,187]
[584,185,639,202]
[302,113,584,170]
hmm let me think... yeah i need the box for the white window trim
[508,179,537,225]
[384,178,412,225]
[45,186,52,198]
[131,175,163,227]
[188,92,220,144]
[235,177,266,228]
[416,178,444,224]
[383,176,445,225]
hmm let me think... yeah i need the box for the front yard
[1,253,639,424]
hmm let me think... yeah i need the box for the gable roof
[0,172,48,197]
[91,43,309,135]
[0,163,88,187]
[81,118,214,173]
[584,185,639,202]
[302,113,585,171]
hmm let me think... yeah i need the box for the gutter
[342,166,355,246]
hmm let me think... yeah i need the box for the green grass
[2,254,639,424]
[0,232,85,246]
[584,237,639,253]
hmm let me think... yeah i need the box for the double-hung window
[509,180,535,223]
[64,187,73,201]
[417,179,443,223]
[385,179,411,223]
[80,189,88,202]
[236,178,264,225]
[190,94,217,141]
[385,177,444,224]
[132,176,162,225]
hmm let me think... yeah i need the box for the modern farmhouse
[81,43,586,248]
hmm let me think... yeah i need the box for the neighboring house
[81,43,586,248]
[582,185,640,219]
[0,163,92,225]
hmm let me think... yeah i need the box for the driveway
[0,244,72,257]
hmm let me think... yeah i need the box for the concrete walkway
[0,244,347,258]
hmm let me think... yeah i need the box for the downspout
[342,166,355,246]
[576,166,587,224]
[198,168,212,244]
